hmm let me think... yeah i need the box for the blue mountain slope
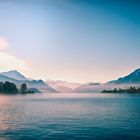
[0,70,28,81]
[108,69,140,84]
[0,71,57,93]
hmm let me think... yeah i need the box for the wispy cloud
[0,52,29,72]
[0,36,29,72]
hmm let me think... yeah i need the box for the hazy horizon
[0,0,139,83]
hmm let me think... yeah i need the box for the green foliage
[0,81,18,93]
[102,87,140,94]
[20,83,27,93]
[0,82,36,94]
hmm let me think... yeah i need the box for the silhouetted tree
[0,81,18,93]
[102,87,140,94]
[20,83,27,93]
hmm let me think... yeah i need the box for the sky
[0,0,140,83]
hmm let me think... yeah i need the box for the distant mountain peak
[134,68,140,71]
[107,68,140,84]
[2,70,21,74]
[0,70,57,93]
[0,70,28,81]
[9,70,19,73]
[132,68,140,74]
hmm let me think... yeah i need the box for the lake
[0,93,140,140]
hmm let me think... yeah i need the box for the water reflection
[0,93,140,140]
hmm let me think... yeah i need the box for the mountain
[72,83,102,93]
[1,68,139,93]
[0,74,18,83]
[107,68,140,85]
[0,70,57,93]
[46,80,80,92]
[53,86,72,93]
[0,70,28,81]
[73,68,140,93]
[46,80,103,93]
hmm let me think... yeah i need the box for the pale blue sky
[0,0,140,82]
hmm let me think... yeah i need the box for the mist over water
[0,93,140,140]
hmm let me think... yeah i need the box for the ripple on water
[0,93,140,140]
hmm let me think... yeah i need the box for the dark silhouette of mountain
[0,70,57,93]
[107,68,140,84]
[0,70,28,81]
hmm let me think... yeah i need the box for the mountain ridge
[0,70,28,81]
[0,68,140,93]
[0,70,57,93]
[107,68,140,84]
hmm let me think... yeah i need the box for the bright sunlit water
[0,93,140,140]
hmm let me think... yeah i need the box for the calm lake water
[0,93,140,140]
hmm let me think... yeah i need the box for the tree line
[102,87,140,93]
[0,81,27,94]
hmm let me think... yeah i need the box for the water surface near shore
[0,93,140,140]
